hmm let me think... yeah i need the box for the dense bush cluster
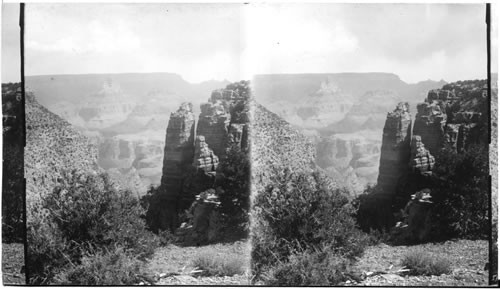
[252,168,369,285]
[430,142,489,239]
[27,170,159,285]
[214,144,251,236]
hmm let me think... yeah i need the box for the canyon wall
[159,102,196,203]
[152,81,251,231]
[376,102,412,196]
[316,132,380,194]
[368,80,488,230]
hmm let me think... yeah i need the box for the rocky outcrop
[409,135,435,175]
[193,136,219,173]
[419,81,487,154]
[365,80,488,232]
[392,189,434,242]
[152,81,251,233]
[175,189,224,245]
[376,102,412,195]
[413,101,447,155]
[196,101,231,159]
[160,103,196,201]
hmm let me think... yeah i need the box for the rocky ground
[345,239,490,286]
[143,240,251,285]
[2,243,25,285]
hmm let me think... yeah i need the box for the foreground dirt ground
[144,240,251,285]
[2,243,25,285]
[346,239,490,286]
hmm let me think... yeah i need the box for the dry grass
[401,250,452,276]
[352,239,488,286]
[2,243,25,285]
[147,241,250,275]
[191,250,246,277]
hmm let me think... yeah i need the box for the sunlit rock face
[193,136,219,173]
[409,135,435,175]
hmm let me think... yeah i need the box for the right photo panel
[249,3,496,286]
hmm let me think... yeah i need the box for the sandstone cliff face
[413,101,447,155]
[153,81,251,232]
[418,81,487,154]
[376,81,487,198]
[193,136,219,173]
[409,135,435,175]
[159,102,196,202]
[376,102,412,196]
[196,101,231,159]
[367,80,488,231]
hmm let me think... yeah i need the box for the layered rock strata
[193,136,219,173]
[409,135,435,175]
[413,101,447,155]
[196,101,230,159]
[376,102,412,195]
[369,80,488,231]
[160,102,196,201]
[154,81,251,232]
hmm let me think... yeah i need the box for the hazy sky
[2,3,20,83]
[21,3,489,83]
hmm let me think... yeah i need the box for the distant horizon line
[15,70,495,86]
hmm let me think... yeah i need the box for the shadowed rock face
[160,102,196,202]
[196,101,231,159]
[376,102,412,196]
[366,80,488,231]
[153,81,251,232]
[413,101,447,156]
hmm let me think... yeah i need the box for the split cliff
[361,80,489,237]
[147,81,251,236]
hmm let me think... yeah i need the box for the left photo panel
[21,3,251,285]
[2,3,26,285]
